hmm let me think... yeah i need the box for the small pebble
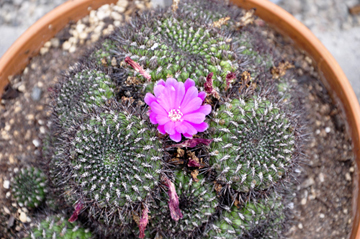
[50,38,60,48]
[44,41,51,48]
[301,198,307,205]
[62,41,71,50]
[3,180,10,189]
[3,206,10,214]
[69,46,77,53]
[319,213,325,218]
[18,84,26,92]
[298,223,303,229]
[301,177,314,188]
[32,139,40,148]
[344,208,348,214]
[318,172,324,183]
[6,192,11,198]
[325,127,331,133]
[4,124,11,131]
[19,212,27,223]
[350,167,355,172]
[315,129,321,135]
[39,126,46,134]
[39,47,49,55]
[31,86,42,101]
[345,173,351,181]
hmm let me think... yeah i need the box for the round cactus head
[28,215,92,239]
[12,166,47,208]
[51,105,164,227]
[210,96,294,192]
[205,194,284,238]
[147,170,217,238]
[55,68,115,125]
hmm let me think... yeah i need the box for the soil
[0,3,355,239]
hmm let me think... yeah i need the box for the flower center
[168,109,183,122]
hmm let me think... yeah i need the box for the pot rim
[0,0,359,238]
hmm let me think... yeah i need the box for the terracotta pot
[0,0,359,238]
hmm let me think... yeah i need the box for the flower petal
[165,78,178,87]
[191,122,209,132]
[150,102,168,116]
[139,207,149,239]
[184,78,195,91]
[183,133,193,138]
[181,97,202,114]
[156,114,170,125]
[196,105,212,115]
[180,86,198,108]
[149,113,158,124]
[154,84,166,98]
[174,82,185,108]
[198,91,206,101]
[182,113,206,124]
[181,121,197,135]
[158,125,166,134]
[144,93,156,106]
[164,121,176,135]
[170,131,182,142]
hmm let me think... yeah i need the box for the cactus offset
[28,215,92,239]
[11,167,47,208]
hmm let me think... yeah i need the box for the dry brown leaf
[234,198,241,209]
[169,157,185,165]
[125,76,141,86]
[176,148,185,157]
[132,212,140,226]
[235,9,256,29]
[211,16,231,28]
[271,61,294,79]
[172,0,180,13]
[214,182,222,194]
[101,57,108,67]
[191,169,199,182]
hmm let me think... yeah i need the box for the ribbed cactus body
[28,215,92,239]
[205,195,284,239]
[210,97,294,192]
[51,106,163,227]
[55,69,115,124]
[150,171,218,238]
[12,167,47,208]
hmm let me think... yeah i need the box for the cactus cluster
[11,167,47,208]
[28,0,302,238]
[28,215,92,239]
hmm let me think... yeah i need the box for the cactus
[11,167,47,208]
[91,0,275,93]
[28,215,92,239]
[50,103,164,231]
[209,97,294,193]
[148,170,218,238]
[54,67,116,125]
[205,194,284,239]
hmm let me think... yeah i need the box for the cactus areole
[44,0,302,238]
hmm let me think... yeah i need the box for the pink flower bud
[68,201,83,223]
[139,206,149,238]
[163,176,183,221]
[125,56,151,81]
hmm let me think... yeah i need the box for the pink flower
[144,78,211,142]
